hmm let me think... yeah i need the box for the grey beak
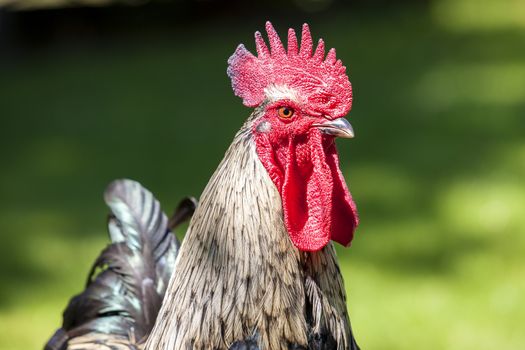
[314,117,354,138]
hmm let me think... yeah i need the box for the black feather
[168,196,198,231]
[44,328,68,350]
[229,338,260,350]
[44,179,196,349]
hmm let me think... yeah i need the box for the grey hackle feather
[45,179,196,350]
[145,109,359,350]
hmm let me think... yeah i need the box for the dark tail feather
[44,179,196,349]
[168,197,198,231]
[44,328,68,350]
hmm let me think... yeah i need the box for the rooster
[45,22,360,350]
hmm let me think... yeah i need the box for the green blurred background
[1,0,524,349]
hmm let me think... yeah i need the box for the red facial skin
[253,100,358,252]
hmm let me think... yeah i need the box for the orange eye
[277,106,294,119]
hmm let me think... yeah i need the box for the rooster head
[227,22,358,252]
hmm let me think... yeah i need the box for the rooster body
[147,105,356,350]
[46,22,360,350]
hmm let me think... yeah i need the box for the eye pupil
[278,106,294,119]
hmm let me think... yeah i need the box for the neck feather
[146,117,308,350]
[145,114,352,350]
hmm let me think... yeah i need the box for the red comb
[227,21,352,119]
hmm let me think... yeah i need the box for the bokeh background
[1,0,524,349]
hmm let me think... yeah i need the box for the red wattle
[324,139,359,247]
[256,129,358,252]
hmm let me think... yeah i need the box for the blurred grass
[1,2,525,350]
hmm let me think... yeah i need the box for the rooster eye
[277,106,294,119]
